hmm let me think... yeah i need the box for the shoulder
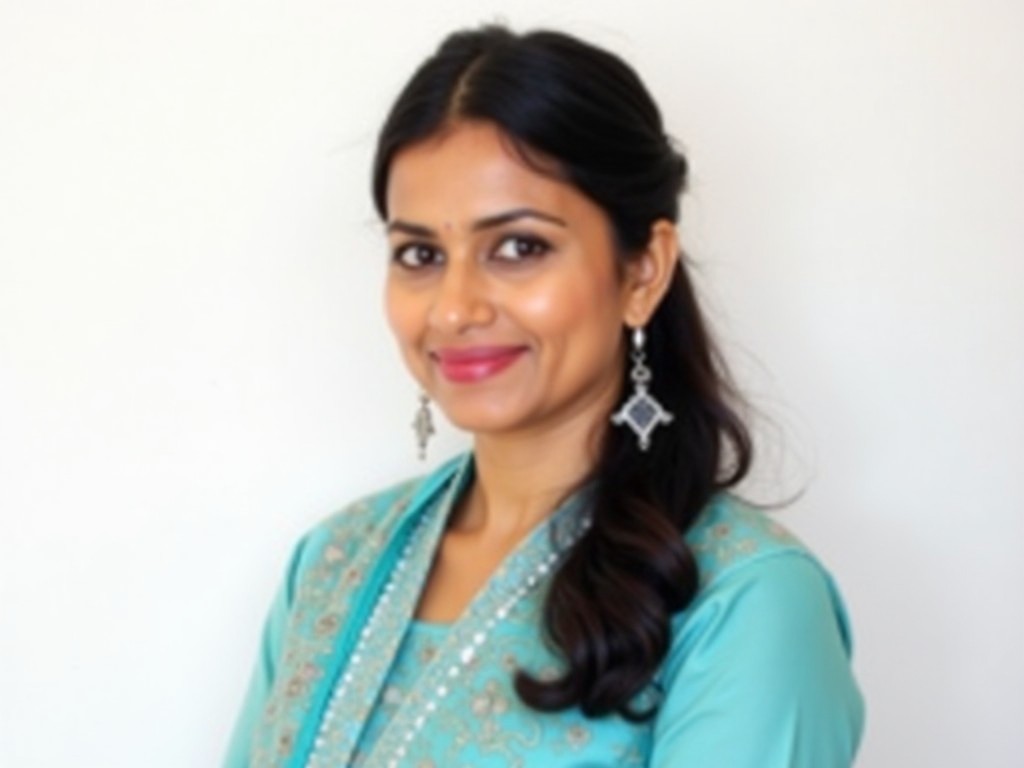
[685,492,809,587]
[649,495,864,765]
[284,453,467,595]
[678,493,854,651]
[301,473,423,553]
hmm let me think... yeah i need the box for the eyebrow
[385,208,568,237]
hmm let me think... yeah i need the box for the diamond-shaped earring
[413,392,435,460]
[610,327,674,451]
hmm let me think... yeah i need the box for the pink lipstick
[433,346,527,383]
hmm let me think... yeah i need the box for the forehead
[385,121,589,226]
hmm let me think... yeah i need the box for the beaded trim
[303,468,592,768]
[383,514,591,767]
[303,480,446,768]
[305,515,431,767]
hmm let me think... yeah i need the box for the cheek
[384,286,432,387]
[514,270,621,342]
[384,283,423,355]
[384,280,412,331]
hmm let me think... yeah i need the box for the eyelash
[391,243,442,270]
[390,234,552,270]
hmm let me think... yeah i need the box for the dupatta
[248,453,595,768]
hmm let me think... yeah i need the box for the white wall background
[1,1,1020,766]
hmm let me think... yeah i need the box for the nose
[428,257,494,333]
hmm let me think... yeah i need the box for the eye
[492,234,551,262]
[392,242,443,269]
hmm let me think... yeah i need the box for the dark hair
[372,25,752,721]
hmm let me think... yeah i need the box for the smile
[432,346,528,383]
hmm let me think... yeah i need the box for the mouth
[431,346,528,383]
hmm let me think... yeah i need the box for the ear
[621,219,679,328]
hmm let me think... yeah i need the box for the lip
[431,346,528,383]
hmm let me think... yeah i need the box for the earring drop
[610,327,674,451]
[413,392,435,460]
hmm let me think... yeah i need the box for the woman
[226,25,864,767]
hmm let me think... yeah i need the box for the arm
[650,553,864,767]
[222,534,309,768]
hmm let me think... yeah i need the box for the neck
[452,407,607,539]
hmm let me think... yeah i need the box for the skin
[383,120,678,621]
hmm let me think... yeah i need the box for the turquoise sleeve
[222,535,310,768]
[650,553,865,767]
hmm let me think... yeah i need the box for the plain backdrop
[1,1,1021,766]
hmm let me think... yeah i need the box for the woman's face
[383,120,636,441]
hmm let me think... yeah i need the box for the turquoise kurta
[225,452,864,767]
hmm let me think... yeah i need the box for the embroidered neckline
[304,451,593,768]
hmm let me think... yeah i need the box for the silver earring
[610,327,674,451]
[413,392,435,460]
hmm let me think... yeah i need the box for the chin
[435,399,531,436]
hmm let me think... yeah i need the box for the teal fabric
[351,621,451,766]
[225,452,864,767]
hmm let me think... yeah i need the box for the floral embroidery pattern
[250,461,810,767]
[687,494,802,586]
[248,476,426,768]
